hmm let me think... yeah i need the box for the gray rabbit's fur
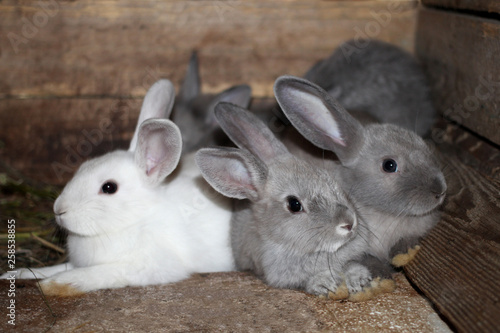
[274,76,447,269]
[304,39,436,136]
[195,103,373,295]
[172,51,251,153]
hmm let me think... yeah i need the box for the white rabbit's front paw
[40,280,85,297]
[344,263,372,293]
[40,270,95,296]
[39,265,129,296]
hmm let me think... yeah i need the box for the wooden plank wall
[416,7,500,146]
[405,1,500,332]
[0,0,418,185]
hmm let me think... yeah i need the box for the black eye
[287,196,303,213]
[101,181,118,194]
[382,159,398,173]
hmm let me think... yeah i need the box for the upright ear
[214,102,289,163]
[129,79,176,151]
[179,51,201,103]
[134,119,182,186]
[195,147,266,201]
[274,75,365,165]
[206,85,252,125]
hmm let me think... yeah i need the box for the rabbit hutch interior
[0,0,499,332]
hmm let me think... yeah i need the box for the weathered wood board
[422,0,500,14]
[415,8,500,146]
[0,0,420,185]
[0,98,141,184]
[405,147,500,333]
[0,0,418,98]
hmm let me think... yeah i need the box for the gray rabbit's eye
[101,181,118,194]
[287,196,303,213]
[382,159,398,173]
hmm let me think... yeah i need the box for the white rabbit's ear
[274,75,365,166]
[214,102,288,164]
[129,79,176,152]
[195,147,266,201]
[179,51,201,103]
[134,119,182,186]
[206,85,252,127]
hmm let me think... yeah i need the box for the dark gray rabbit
[172,51,251,152]
[195,102,376,296]
[274,76,447,270]
[304,39,436,136]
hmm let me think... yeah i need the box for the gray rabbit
[304,39,436,136]
[172,51,252,153]
[274,76,447,271]
[195,102,375,296]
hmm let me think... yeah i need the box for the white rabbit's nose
[53,196,67,216]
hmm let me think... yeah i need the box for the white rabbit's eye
[382,159,398,173]
[287,196,303,213]
[101,181,118,194]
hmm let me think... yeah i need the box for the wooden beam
[405,150,500,333]
[416,8,500,145]
[0,98,141,185]
[422,0,500,13]
[0,0,418,98]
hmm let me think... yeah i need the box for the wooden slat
[432,119,500,181]
[0,0,418,98]
[416,8,500,146]
[0,98,142,185]
[422,0,500,14]
[405,151,500,333]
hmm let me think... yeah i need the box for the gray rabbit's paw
[348,277,396,302]
[392,245,421,267]
[305,270,343,296]
[344,263,372,293]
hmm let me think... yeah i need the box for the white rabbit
[195,102,374,297]
[1,80,234,296]
[274,75,447,270]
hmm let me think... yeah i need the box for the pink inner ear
[144,132,170,176]
[292,89,346,146]
[146,156,160,175]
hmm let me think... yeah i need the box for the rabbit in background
[274,75,447,273]
[0,80,234,296]
[304,38,436,137]
[172,51,252,153]
[195,102,395,300]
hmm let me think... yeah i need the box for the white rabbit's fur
[2,80,234,294]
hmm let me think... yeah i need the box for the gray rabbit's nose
[430,175,447,199]
[434,191,446,199]
[341,223,352,232]
[333,204,357,235]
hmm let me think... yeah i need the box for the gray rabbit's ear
[129,79,176,151]
[179,51,201,103]
[214,102,289,163]
[195,147,266,201]
[134,119,182,186]
[206,85,252,127]
[274,75,364,166]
